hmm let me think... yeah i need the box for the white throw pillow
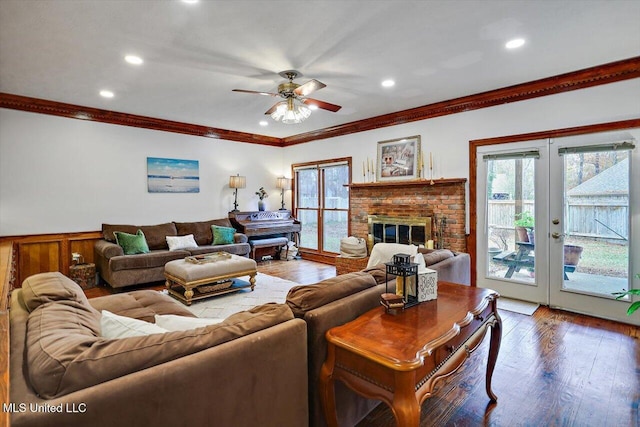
[166,234,198,251]
[154,314,224,331]
[366,243,419,268]
[101,310,168,338]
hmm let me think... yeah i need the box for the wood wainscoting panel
[18,240,61,285]
[0,231,102,286]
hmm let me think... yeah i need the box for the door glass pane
[562,152,629,296]
[323,165,349,208]
[297,169,318,208]
[298,209,318,250]
[323,211,347,253]
[485,157,536,283]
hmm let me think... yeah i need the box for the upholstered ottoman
[164,253,257,305]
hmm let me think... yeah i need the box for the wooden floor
[86,259,639,426]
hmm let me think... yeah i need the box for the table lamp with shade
[276,177,291,210]
[229,174,246,212]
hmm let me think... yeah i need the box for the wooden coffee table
[319,282,501,427]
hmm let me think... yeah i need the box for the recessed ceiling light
[259,121,268,126]
[124,55,143,65]
[381,79,395,88]
[99,90,114,98]
[181,0,199,4]
[505,38,525,49]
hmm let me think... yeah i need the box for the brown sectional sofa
[10,272,308,427]
[95,218,251,288]
[11,248,468,427]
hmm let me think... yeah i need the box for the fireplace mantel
[347,178,466,189]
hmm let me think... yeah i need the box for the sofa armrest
[94,240,123,259]
[430,252,471,285]
[234,233,248,244]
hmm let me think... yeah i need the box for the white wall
[284,79,640,231]
[0,110,285,235]
[1,79,639,236]
[284,79,640,182]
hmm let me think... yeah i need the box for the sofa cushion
[114,229,150,255]
[89,289,196,322]
[212,225,235,245]
[286,272,377,318]
[103,222,178,250]
[26,302,293,399]
[101,310,168,338]
[21,272,93,313]
[166,234,198,251]
[174,219,235,246]
[108,250,189,272]
[419,248,455,266]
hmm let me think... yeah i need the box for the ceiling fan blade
[302,98,342,112]
[264,102,281,115]
[294,79,326,97]
[232,89,279,97]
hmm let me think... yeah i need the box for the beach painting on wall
[147,157,200,193]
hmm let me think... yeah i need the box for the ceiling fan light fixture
[271,98,311,124]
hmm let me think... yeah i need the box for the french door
[477,129,638,323]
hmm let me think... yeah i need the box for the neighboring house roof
[567,158,628,196]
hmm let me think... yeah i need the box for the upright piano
[229,210,301,245]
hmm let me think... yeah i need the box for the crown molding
[0,93,282,146]
[282,56,640,146]
[1,56,638,147]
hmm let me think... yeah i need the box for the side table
[319,282,501,427]
[69,263,96,289]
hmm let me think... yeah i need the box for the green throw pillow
[211,225,235,245]
[114,229,150,255]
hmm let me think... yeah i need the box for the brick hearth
[349,179,467,253]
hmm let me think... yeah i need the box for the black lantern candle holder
[383,253,419,310]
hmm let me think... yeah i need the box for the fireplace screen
[368,215,431,246]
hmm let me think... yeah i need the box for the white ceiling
[1,0,639,138]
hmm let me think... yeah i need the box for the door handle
[551,232,564,239]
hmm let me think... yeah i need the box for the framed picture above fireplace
[376,135,421,182]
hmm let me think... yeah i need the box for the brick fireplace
[348,178,467,253]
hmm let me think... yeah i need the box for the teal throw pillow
[211,225,235,245]
[114,229,150,255]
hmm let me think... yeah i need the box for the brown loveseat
[9,272,308,427]
[286,248,471,427]
[94,218,251,288]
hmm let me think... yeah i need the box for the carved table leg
[249,273,256,291]
[392,372,421,427]
[319,345,339,427]
[486,310,502,402]
[184,289,194,306]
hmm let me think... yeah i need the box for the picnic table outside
[492,241,576,280]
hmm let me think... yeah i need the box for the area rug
[173,273,300,319]
[497,297,539,316]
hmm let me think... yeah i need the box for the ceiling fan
[233,70,341,123]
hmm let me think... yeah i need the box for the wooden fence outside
[487,199,628,240]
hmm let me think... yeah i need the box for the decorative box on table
[417,268,438,302]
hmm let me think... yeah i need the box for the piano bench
[249,237,289,261]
